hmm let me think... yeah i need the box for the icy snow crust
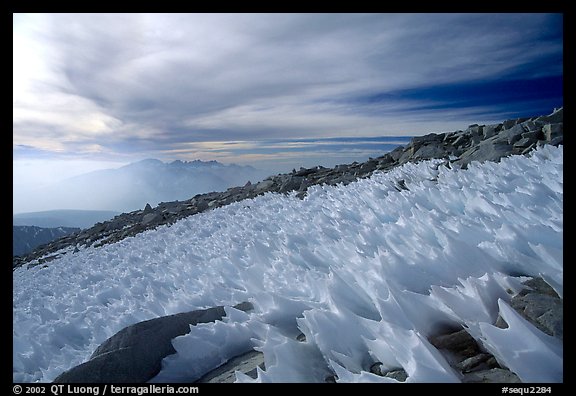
[13,145,563,383]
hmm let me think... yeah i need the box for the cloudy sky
[13,13,563,182]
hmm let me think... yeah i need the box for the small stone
[495,315,508,329]
[456,353,491,373]
[369,362,383,376]
[384,368,408,382]
[325,375,338,383]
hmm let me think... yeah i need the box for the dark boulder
[53,302,253,383]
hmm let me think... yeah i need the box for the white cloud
[13,13,562,162]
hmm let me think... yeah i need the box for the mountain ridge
[13,107,563,269]
[13,225,81,257]
[13,209,120,229]
[14,158,271,214]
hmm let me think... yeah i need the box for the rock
[456,353,492,373]
[508,278,563,340]
[384,369,408,382]
[141,213,160,225]
[430,328,480,358]
[412,144,448,161]
[143,203,153,213]
[54,302,253,383]
[394,179,409,192]
[369,362,384,376]
[454,141,511,167]
[543,123,563,142]
[451,132,469,148]
[399,134,446,163]
[522,277,559,298]
[325,375,338,383]
[369,362,407,381]
[482,124,499,139]
[255,179,275,192]
[549,136,563,146]
[196,350,265,383]
[412,132,445,146]
[462,368,521,383]
[502,119,516,130]
[358,159,378,175]
[513,137,535,150]
[535,107,563,124]
[388,146,405,162]
[521,143,537,155]
[521,121,544,133]
[294,167,317,177]
[279,176,305,194]
[521,129,543,141]
[497,124,525,145]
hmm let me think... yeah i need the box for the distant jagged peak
[122,158,226,170]
[168,159,222,168]
[124,158,259,171]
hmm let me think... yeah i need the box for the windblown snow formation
[13,143,562,383]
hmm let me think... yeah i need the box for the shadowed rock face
[14,108,563,270]
[53,302,253,383]
[500,278,563,340]
[427,276,562,384]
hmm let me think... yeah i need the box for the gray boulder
[255,179,275,192]
[412,143,449,161]
[369,362,408,382]
[543,123,563,142]
[141,213,160,225]
[454,140,512,167]
[535,107,563,124]
[278,176,305,194]
[53,302,253,383]
[508,278,563,340]
[482,124,500,139]
[497,124,526,145]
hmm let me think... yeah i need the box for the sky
[13,13,563,186]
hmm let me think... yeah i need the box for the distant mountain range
[13,209,120,229]
[14,159,271,214]
[13,225,80,257]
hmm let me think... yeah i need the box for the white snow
[13,145,563,383]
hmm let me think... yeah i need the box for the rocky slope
[13,107,563,270]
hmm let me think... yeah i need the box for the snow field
[13,145,563,382]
